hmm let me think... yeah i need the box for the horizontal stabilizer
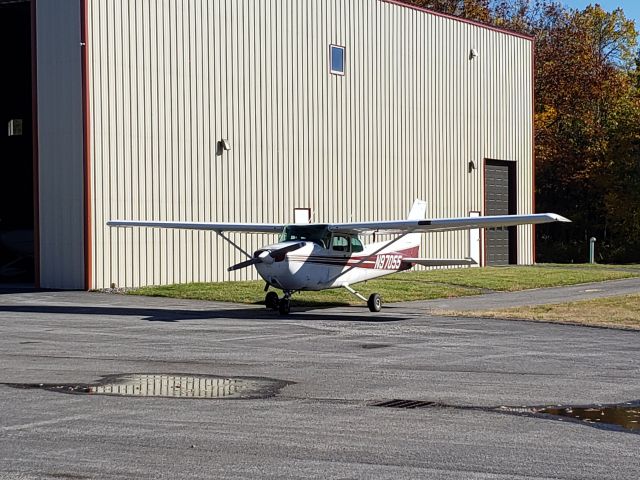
[402,258,477,267]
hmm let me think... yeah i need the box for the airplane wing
[107,220,284,234]
[328,213,570,235]
[108,212,570,235]
[402,258,477,267]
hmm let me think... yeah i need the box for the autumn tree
[403,0,492,23]
[421,0,640,262]
[534,5,639,262]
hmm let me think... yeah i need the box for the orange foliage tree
[404,0,492,22]
[533,5,639,262]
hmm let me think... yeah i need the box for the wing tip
[549,213,571,223]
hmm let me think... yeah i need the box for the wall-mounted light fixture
[469,48,478,60]
[216,138,232,156]
[468,160,477,172]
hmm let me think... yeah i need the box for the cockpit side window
[350,236,364,253]
[331,235,350,252]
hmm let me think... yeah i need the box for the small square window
[330,44,345,75]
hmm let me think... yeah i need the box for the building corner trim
[31,0,41,288]
[81,0,92,290]
[531,40,537,263]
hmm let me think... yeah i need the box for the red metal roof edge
[380,0,534,41]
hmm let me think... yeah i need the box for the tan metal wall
[87,0,533,289]
[36,0,85,289]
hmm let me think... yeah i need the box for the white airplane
[108,200,569,314]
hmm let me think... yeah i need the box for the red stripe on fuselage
[287,246,420,270]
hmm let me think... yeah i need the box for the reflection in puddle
[89,374,256,398]
[5,373,291,400]
[535,403,640,432]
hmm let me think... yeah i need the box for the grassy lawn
[128,264,639,307]
[129,279,480,307]
[441,294,640,330]
[541,263,640,271]
[401,265,637,291]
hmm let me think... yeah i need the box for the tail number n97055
[375,254,402,270]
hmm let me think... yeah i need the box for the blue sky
[561,0,640,26]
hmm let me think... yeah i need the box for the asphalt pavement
[1,281,639,479]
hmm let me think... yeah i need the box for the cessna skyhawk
[108,200,569,314]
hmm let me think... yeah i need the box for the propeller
[227,242,306,272]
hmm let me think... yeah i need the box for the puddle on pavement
[496,401,640,434]
[371,398,640,434]
[5,373,291,400]
[533,403,640,432]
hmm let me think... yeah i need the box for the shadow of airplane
[0,304,409,323]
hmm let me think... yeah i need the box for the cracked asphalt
[1,280,639,479]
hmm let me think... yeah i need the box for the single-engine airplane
[108,200,569,314]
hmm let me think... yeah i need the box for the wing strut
[216,232,253,260]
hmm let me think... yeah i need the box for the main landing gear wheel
[367,293,382,312]
[278,298,291,315]
[265,291,279,310]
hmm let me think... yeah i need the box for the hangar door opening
[0,0,35,284]
[485,160,517,266]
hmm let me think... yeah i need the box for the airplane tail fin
[405,199,427,250]
[408,199,427,220]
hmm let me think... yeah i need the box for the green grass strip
[127,264,638,307]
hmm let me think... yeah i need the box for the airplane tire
[278,299,291,315]
[368,293,382,312]
[265,291,279,310]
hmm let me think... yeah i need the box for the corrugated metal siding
[36,0,85,289]
[87,0,533,289]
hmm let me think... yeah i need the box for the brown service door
[485,160,517,266]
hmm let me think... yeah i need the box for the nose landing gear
[264,290,293,315]
[265,291,279,310]
[278,296,291,315]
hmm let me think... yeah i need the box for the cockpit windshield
[280,224,331,248]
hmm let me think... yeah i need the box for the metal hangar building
[0,0,534,290]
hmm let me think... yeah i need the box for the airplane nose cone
[254,250,274,265]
